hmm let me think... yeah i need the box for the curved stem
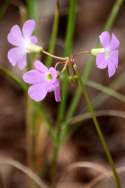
[42,50,68,61]
[0,157,47,188]
[73,50,91,58]
[70,109,125,125]
[76,70,121,188]
[0,65,26,91]
[42,49,91,62]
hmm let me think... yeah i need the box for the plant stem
[76,71,121,188]
[73,50,91,58]
[89,73,125,109]
[104,0,124,30]
[50,2,77,185]
[58,0,76,122]
[26,0,38,19]
[42,50,68,61]
[0,65,26,91]
[45,0,60,66]
[51,126,61,188]
[26,97,35,170]
[87,80,125,104]
[65,0,124,128]
[43,49,90,62]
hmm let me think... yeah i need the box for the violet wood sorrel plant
[5,18,122,188]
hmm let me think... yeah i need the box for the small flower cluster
[7,19,120,102]
[7,19,60,102]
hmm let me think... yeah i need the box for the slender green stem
[58,0,76,122]
[45,0,60,66]
[90,73,125,109]
[0,65,26,91]
[51,123,62,188]
[77,71,121,188]
[104,0,124,30]
[65,0,124,131]
[59,75,125,141]
[26,0,38,19]
[64,77,125,125]
[50,2,77,185]
[25,3,44,186]
[87,80,125,104]
[70,109,125,125]
[26,96,35,170]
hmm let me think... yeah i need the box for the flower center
[104,48,110,59]
[23,39,31,53]
[24,39,42,53]
[46,73,52,80]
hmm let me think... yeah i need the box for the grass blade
[87,79,125,104]
[58,0,76,122]
[0,65,26,91]
[45,0,60,67]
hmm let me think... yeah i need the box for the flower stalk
[75,67,121,188]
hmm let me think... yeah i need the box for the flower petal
[109,50,118,69]
[110,33,120,50]
[99,31,110,48]
[107,59,116,78]
[17,54,27,70]
[7,25,23,46]
[28,83,47,101]
[54,86,61,102]
[34,60,48,72]
[47,79,60,92]
[8,47,24,66]
[96,53,108,69]
[22,20,36,37]
[49,67,58,79]
[23,70,44,84]
[31,36,38,44]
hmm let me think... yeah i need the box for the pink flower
[23,60,61,102]
[96,31,120,77]
[7,19,40,70]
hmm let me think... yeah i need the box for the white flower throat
[104,48,110,59]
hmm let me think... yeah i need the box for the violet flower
[23,60,61,102]
[91,31,120,77]
[7,19,42,70]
